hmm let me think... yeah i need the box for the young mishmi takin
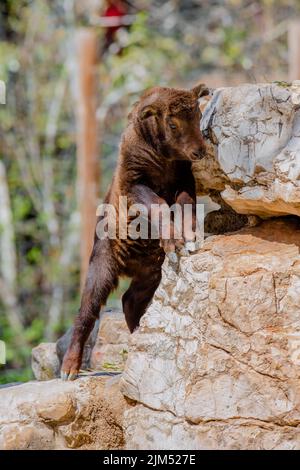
[61,83,209,380]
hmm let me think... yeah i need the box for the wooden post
[288,21,300,81]
[75,29,100,288]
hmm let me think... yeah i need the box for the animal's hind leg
[61,239,118,380]
[122,269,162,333]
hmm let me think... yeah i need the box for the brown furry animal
[61,84,209,380]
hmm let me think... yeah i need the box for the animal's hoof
[60,370,78,381]
[68,372,78,381]
[61,371,68,381]
[179,246,189,257]
[167,251,178,264]
[185,241,196,252]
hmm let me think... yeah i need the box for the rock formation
[1,310,129,450]
[121,218,300,450]
[90,310,130,371]
[0,375,125,450]
[194,82,300,219]
[32,343,60,381]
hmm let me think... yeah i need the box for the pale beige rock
[90,310,129,371]
[37,392,76,424]
[125,406,300,450]
[194,82,300,218]
[0,423,55,450]
[31,342,60,380]
[0,376,126,450]
[121,218,300,450]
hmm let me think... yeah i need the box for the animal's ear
[140,105,157,120]
[191,83,210,98]
[127,101,139,122]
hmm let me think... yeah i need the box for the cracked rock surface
[121,218,300,450]
[194,82,300,218]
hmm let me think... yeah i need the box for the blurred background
[1,0,300,384]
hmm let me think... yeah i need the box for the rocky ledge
[0,375,125,450]
[121,218,300,450]
[195,81,300,219]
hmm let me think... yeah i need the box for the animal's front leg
[175,191,197,246]
[158,221,185,257]
[129,184,185,256]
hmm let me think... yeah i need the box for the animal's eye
[169,123,177,130]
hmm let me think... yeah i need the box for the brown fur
[61,84,209,379]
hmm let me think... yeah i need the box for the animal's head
[129,84,209,161]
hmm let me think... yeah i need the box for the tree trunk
[75,28,100,289]
[0,161,27,348]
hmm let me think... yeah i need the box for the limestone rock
[121,218,300,450]
[194,82,300,218]
[90,310,129,371]
[31,343,60,381]
[0,376,126,450]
